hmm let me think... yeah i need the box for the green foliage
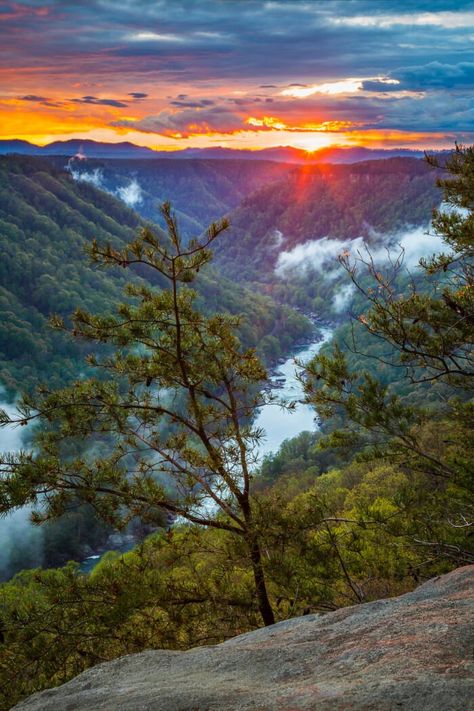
[215,158,441,284]
[1,203,282,629]
[0,149,472,710]
[303,145,474,559]
[49,155,292,238]
[0,156,311,394]
[0,446,466,709]
[0,157,140,392]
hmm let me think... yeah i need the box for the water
[1,328,333,575]
[255,327,333,457]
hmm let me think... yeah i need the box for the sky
[0,0,473,152]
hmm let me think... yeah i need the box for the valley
[1,3,472,708]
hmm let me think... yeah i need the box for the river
[0,326,333,575]
[255,326,333,458]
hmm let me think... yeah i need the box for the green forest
[215,158,441,281]
[0,156,310,394]
[0,145,472,708]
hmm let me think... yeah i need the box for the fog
[275,223,448,278]
[69,165,143,208]
[116,178,143,207]
[274,222,452,314]
[332,283,356,313]
[0,396,42,580]
[275,235,363,277]
[70,166,104,190]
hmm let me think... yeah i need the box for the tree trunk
[249,537,275,626]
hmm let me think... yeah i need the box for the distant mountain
[0,139,157,159]
[0,139,45,155]
[158,145,433,164]
[0,139,445,164]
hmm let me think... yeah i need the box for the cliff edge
[15,565,474,711]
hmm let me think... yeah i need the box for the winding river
[255,326,333,458]
[0,326,333,575]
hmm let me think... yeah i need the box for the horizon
[0,136,444,156]
[1,1,473,153]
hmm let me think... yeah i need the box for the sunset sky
[1,0,473,152]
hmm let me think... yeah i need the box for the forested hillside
[49,155,292,237]
[0,145,471,710]
[0,156,309,393]
[216,157,442,282]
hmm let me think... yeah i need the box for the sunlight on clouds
[281,77,399,98]
[247,116,288,130]
[246,116,359,133]
[126,32,184,42]
[331,11,474,29]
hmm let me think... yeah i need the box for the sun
[292,134,342,153]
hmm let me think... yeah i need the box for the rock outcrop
[15,565,474,710]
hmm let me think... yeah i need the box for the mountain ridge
[0,139,448,164]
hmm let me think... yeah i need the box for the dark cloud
[19,94,63,108]
[170,98,215,108]
[71,95,129,107]
[128,92,148,98]
[393,61,474,89]
[5,0,472,84]
[20,94,49,102]
[361,80,402,92]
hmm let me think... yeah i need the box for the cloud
[370,225,448,267]
[275,236,366,277]
[330,10,474,29]
[70,167,104,189]
[0,395,43,580]
[125,31,184,43]
[68,166,143,208]
[393,61,474,89]
[113,106,246,137]
[20,94,49,102]
[3,0,474,146]
[170,98,215,108]
[275,224,449,280]
[281,78,367,97]
[71,96,129,107]
[0,506,44,580]
[274,220,452,315]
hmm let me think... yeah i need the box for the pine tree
[303,145,474,561]
[0,203,277,625]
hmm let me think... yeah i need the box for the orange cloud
[246,116,360,132]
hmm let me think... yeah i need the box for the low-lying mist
[274,222,449,315]
[69,165,143,207]
[0,397,44,580]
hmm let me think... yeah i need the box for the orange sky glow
[1,1,472,153]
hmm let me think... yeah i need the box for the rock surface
[15,566,474,711]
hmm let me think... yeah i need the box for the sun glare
[292,134,338,152]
